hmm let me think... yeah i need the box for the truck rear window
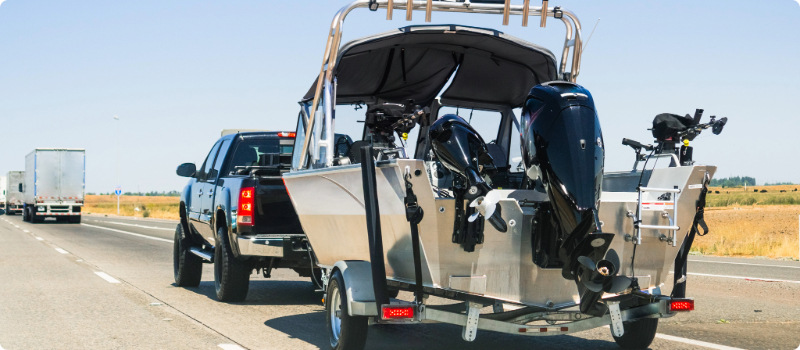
[227,139,293,175]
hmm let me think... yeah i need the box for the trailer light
[237,187,255,226]
[670,299,694,312]
[277,132,296,138]
[381,305,415,320]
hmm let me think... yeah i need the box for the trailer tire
[30,210,43,223]
[611,318,659,349]
[213,226,250,302]
[174,224,202,287]
[326,269,368,350]
[22,207,29,221]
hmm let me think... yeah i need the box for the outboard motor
[429,114,504,252]
[520,82,627,313]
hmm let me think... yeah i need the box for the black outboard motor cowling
[521,82,604,239]
[429,114,495,199]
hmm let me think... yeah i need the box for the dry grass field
[699,185,799,260]
[84,195,179,220]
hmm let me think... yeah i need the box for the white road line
[96,220,174,231]
[670,271,800,284]
[81,223,172,243]
[656,333,745,350]
[23,230,30,233]
[218,344,246,350]
[54,248,69,254]
[94,272,121,284]
[689,259,800,269]
[35,237,44,241]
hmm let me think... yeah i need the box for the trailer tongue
[282,1,726,349]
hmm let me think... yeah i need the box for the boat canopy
[303,25,558,108]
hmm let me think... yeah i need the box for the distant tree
[710,176,755,187]
[764,181,794,186]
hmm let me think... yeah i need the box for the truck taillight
[670,299,694,312]
[237,187,255,226]
[278,132,296,138]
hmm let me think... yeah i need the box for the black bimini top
[303,25,558,108]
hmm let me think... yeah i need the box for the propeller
[575,249,632,294]
[468,193,507,232]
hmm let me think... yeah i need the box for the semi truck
[5,171,25,215]
[0,176,5,209]
[22,149,85,223]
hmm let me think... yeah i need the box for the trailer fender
[333,261,379,317]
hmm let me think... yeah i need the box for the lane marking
[689,259,800,269]
[655,333,745,350]
[94,272,121,284]
[670,271,800,284]
[23,230,30,233]
[81,223,172,243]
[95,220,174,231]
[35,237,44,241]
[218,344,246,350]
[54,248,69,254]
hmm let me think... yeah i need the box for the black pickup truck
[173,130,329,302]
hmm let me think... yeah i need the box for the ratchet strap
[403,171,425,304]
[672,178,709,298]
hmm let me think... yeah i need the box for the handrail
[298,0,583,170]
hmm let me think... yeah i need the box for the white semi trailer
[23,149,85,223]
[5,171,25,215]
[0,176,6,209]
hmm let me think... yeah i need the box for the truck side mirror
[176,163,197,177]
[19,183,23,192]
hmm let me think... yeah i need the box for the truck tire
[22,207,29,221]
[30,210,43,223]
[326,269,368,350]
[611,318,659,349]
[214,226,250,302]
[174,224,202,287]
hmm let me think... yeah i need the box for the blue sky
[1,0,799,192]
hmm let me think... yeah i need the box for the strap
[672,176,710,298]
[403,171,425,304]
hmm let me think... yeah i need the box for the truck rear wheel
[214,226,250,302]
[22,207,29,221]
[611,318,659,349]
[326,269,368,350]
[174,224,202,287]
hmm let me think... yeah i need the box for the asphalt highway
[0,214,798,350]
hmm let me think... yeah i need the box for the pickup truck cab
[173,130,329,302]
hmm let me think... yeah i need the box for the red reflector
[670,299,694,312]
[278,132,296,138]
[560,327,569,332]
[237,187,255,226]
[381,305,414,320]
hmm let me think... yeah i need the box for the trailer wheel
[173,224,202,287]
[326,269,368,350]
[22,207,29,221]
[213,226,250,302]
[611,318,659,349]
